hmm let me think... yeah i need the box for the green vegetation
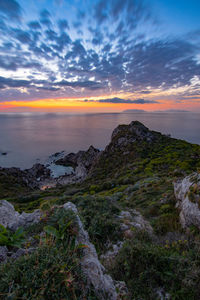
[0,208,96,299]
[0,225,25,248]
[110,231,200,299]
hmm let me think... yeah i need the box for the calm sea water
[0,112,200,169]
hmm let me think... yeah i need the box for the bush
[110,237,200,299]
[0,225,25,248]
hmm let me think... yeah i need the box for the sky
[0,0,200,113]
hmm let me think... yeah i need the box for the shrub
[0,225,25,248]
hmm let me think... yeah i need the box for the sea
[0,112,200,169]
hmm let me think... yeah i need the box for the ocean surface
[0,112,200,169]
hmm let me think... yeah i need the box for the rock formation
[0,200,41,231]
[174,172,200,229]
[63,202,119,300]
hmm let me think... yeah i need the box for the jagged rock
[174,172,200,229]
[0,200,42,231]
[110,121,156,148]
[56,145,100,170]
[0,246,8,263]
[63,202,118,300]
[26,163,51,179]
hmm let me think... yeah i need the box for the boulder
[0,200,41,231]
[174,172,200,229]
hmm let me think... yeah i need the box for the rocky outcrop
[63,202,119,300]
[56,146,101,173]
[0,200,41,231]
[0,164,51,190]
[174,172,200,229]
[119,209,154,236]
[109,121,157,150]
[0,146,101,190]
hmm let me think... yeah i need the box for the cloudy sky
[0,0,200,112]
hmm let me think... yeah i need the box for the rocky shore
[0,145,101,191]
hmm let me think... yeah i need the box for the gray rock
[0,246,8,263]
[101,241,123,269]
[174,172,200,229]
[0,200,42,231]
[63,202,118,300]
[118,209,154,235]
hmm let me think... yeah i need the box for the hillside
[1,121,200,299]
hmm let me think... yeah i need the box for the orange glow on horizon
[0,95,200,113]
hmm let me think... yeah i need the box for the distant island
[123,109,147,113]
[123,109,190,113]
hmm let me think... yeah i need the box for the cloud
[40,9,52,27]
[0,0,21,22]
[0,0,199,103]
[57,80,103,90]
[0,76,31,89]
[84,97,158,104]
[28,21,41,30]
[57,19,69,31]
[0,55,41,71]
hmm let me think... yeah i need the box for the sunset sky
[0,0,200,113]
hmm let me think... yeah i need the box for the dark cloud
[28,21,41,30]
[0,54,41,71]
[125,39,200,90]
[57,80,103,90]
[0,0,21,22]
[0,76,30,89]
[36,86,60,92]
[40,9,52,27]
[84,97,158,104]
[14,29,31,44]
[141,91,152,94]
[58,19,69,31]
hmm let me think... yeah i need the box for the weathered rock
[119,209,154,235]
[0,246,8,263]
[174,172,200,229]
[110,121,156,149]
[0,200,41,231]
[63,202,118,300]
[56,145,100,170]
